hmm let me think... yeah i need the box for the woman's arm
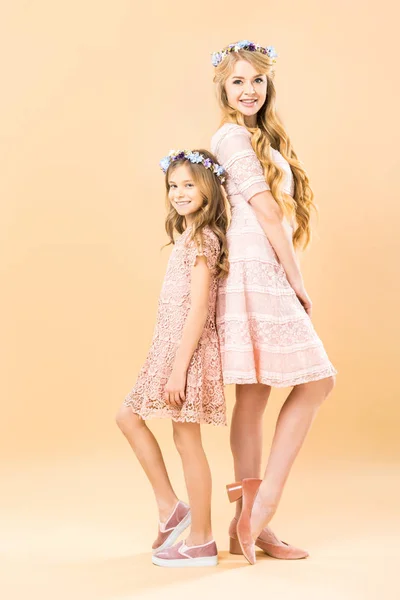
[216,127,312,313]
[164,255,210,408]
[249,190,312,316]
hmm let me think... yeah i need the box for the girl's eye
[233,80,242,85]
[255,78,264,84]
[186,183,194,188]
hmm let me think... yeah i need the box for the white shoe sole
[152,554,218,568]
[152,511,192,555]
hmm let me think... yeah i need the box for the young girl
[116,149,229,568]
[210,41,337,564]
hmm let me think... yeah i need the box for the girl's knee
[115,404,143,432]
[172,427,184,454]
[172,423,201,455]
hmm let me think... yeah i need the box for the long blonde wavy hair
[214,49,315,249]
[164,150,230,278]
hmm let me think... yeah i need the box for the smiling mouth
[240,99,257,106]
[175,201,191,206]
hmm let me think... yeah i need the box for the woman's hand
[164,368,187,408]
[292,282,313,318]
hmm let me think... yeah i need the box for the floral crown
[159,150,226,184]
[211,40,278,68]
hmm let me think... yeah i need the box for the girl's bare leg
[116,405,178,522]
[172,421,213,546]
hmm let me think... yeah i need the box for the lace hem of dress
[223,364,337,387]
[124,399,227,426]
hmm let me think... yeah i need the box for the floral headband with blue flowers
[211,40,278,68]
[159,150,226,184]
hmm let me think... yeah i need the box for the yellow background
[1,1,399,598]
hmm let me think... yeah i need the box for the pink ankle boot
[152,501,191,554]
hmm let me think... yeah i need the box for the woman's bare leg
[250,376,336,538]
[230,383,271,518]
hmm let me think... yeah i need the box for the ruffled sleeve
[215,125,270,202]
[186,228,220,273]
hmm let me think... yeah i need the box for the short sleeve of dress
[216,125,270,202]
[186,229,220,273]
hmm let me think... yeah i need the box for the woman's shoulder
[211,123,250,153]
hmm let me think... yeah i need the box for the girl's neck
[185,216,194,228]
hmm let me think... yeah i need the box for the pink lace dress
[124,226,226,425]
[211,123,336,387]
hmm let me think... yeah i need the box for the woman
[210,40,336,565]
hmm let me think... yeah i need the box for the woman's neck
[244,115,257,128]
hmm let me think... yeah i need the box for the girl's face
[224,59,267,126]
[168,164,204,224]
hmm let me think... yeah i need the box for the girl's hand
[292,282,313,318]
[164,369,187,408]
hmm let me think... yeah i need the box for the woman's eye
[233,80,242,85]
[186,184,194,188]
[255,78,264,84]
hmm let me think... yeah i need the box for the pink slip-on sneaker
[152,501,191,554]
[152,539,218,568]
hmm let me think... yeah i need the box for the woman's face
[224,59,267,126]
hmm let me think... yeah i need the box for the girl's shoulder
[194,227,220,272]
[185,227,220,268]
[211,123,250,154]
[182,226,219,250]
[187,226,219,250]
[200,226,220,249]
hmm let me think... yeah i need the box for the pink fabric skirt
[216,203,336,387]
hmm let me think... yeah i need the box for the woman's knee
[323,375,336,398]
[298,375,335,407]
[235,383,271,413]
[311,375,336,405]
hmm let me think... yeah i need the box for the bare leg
[230,383,271,518]
[250,376,336,538]
[116,405,178,522]
[172,421,213,546]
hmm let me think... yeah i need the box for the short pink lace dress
[211,123,336,387]
[124,226,226,425]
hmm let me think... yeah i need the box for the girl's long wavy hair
[164,150,230,278]
[214,49,315,249]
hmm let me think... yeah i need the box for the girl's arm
[164,255,210,408]
[249,191,312,316]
